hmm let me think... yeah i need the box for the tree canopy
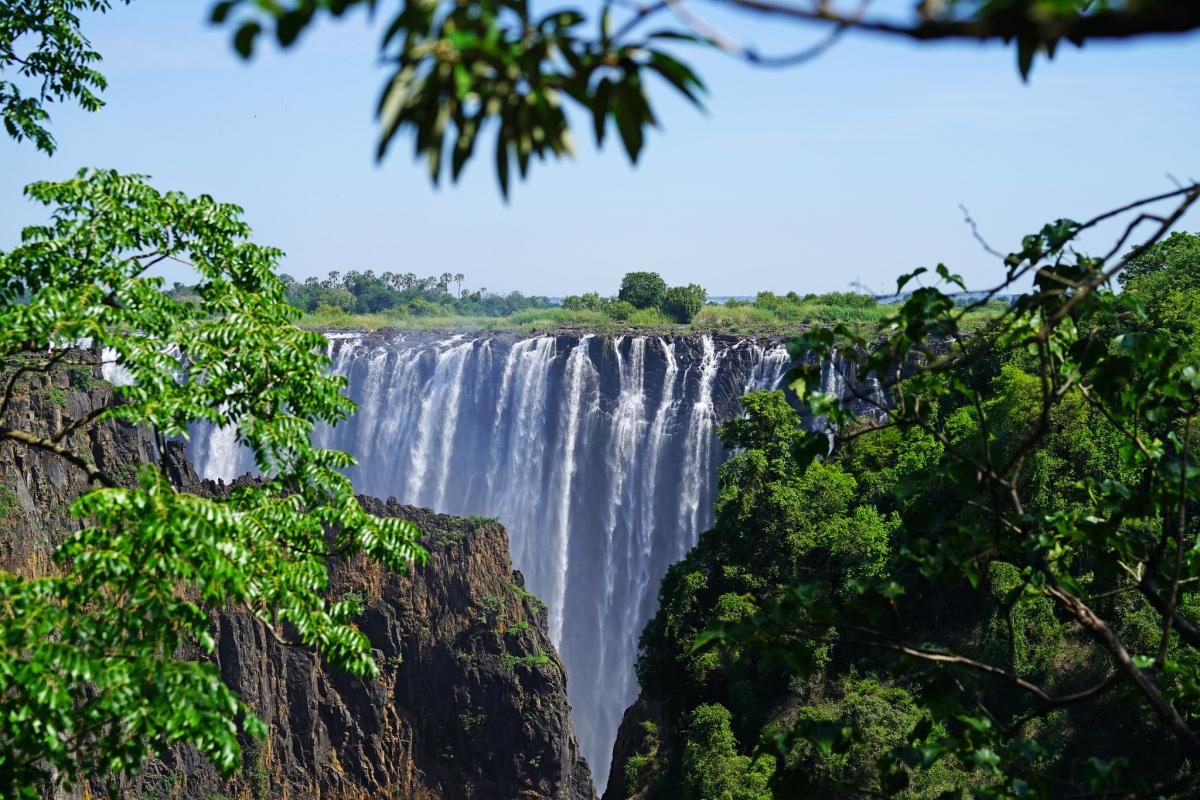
[686,200,1200,798]
[0,170,426,796]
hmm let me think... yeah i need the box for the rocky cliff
[0,350,594,800]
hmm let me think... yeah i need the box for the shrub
[67,364,93,389]
[560,292,608,312]
[606,299,638,321]
[502,649,550,671]
[662,284,707,324]
[407,297,441,316]
[682,704,773,800]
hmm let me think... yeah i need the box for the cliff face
[0,351,594,800]
[141,495,595,800]
[599,700,665,800]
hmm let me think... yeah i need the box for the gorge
[187,331,876,784]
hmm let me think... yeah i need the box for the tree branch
[0,425,115,487]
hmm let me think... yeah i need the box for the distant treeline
[167,270,555,318]
[280,271,556,317]
[164,271,900,329]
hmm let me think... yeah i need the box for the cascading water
[190,331,794,783]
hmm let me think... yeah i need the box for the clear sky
[1,2,1198,296]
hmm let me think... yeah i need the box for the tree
[697,190,1200,798]
[682,704,773,800]
[627,390,897,798]
[0,0,133,154]
[1119,229,1200,287]
[561,292,609,312]
[663,284,707,324]
[619,272,668,310]
[0,170,426,796]
[607,299,639,321]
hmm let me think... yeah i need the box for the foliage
[502,649,550,671]
[1118,229,1200,287]
[662,284,707,324]
[628,390,896,797]
[174,270,556,320]
[561,292,610,312]
[0,170,426,796]
[682,704,773,800]
[618,272,668,310]
[458,709,486,733]
[607,299,639,321]
[0,0,132,154]
[211,0,705,196]
[1115,231,1200,357]
[210,1,1200,193]
[696,195,1200,797]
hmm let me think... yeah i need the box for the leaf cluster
[0,0,131,154]
[0,170,427,794]
[213,0,705,197]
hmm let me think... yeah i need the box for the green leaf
[233,20,262,58]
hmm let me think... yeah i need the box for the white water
[190,331,793,783]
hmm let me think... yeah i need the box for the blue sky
[1,2,1198,296]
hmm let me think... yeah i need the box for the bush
[561,291,608,312]
[606,299,638,321]
[407,297,441,316]
[663,284,707,324]
[618,271,667,310]
[312,302,348,317]
[682,704,773,800]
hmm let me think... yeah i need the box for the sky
[1,2,1198,296]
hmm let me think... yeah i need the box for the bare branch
[0,425,115,488]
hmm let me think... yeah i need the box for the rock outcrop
[1,350,594,800]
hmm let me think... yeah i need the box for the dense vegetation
[613,223,1200,799]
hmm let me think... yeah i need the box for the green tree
[0,170,426,796]
[561,291,609,312]
[627,391,897,798]
[618,272,668,311]
[662,284,707,324]
[1118,230,1200,287]
[607,299,639,321]
[1116,231,1200,356]
[682,704,773,800]
[700,194,1200,798]
[0,0,132,154]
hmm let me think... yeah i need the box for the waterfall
[551,337,599,645]
[676,335,720,562]
[189,331,792,784]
